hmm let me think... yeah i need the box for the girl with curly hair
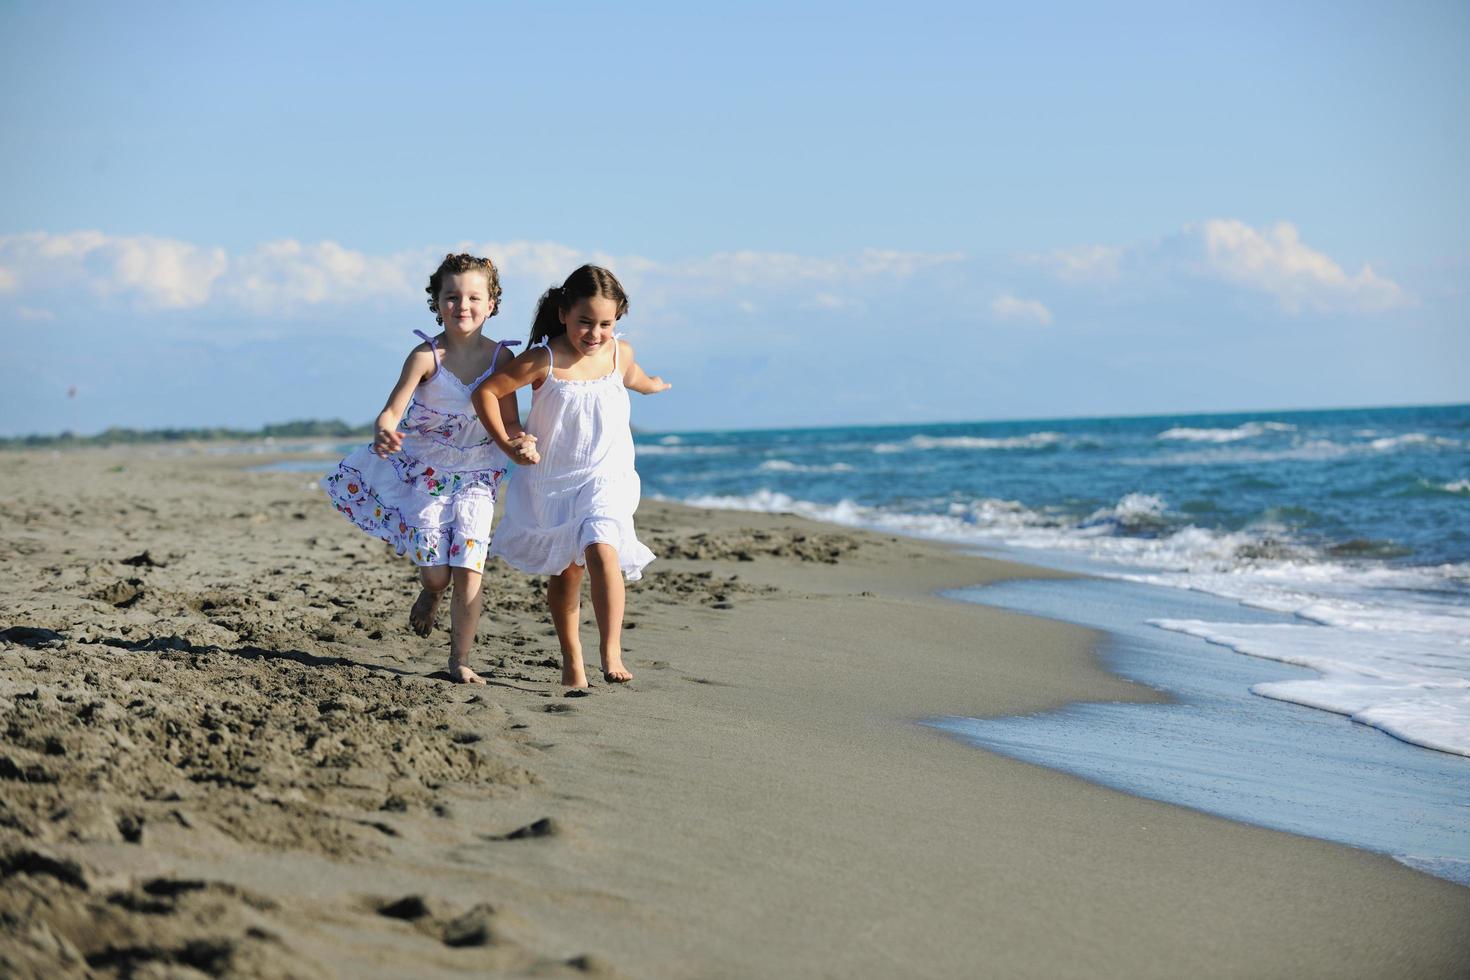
[325,253,539,684]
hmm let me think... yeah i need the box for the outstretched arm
[472,347,549,465]
[373,346,436,457]
[619,340,671,395]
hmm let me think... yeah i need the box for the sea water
[933,577,1470,886]
[631,403,1470,884]
[636,404,1470,757]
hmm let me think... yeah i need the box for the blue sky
[1,0,1466,436]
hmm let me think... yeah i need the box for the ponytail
[527,286,566,348]
[525,266,630,349]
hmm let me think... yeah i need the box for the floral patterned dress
[324,330,516,572]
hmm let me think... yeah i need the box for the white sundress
[489,336,655,582]
[324,330,517,572]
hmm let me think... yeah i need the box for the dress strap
[470,340,522,388]
[612,332,625,374]
[412,330,442,369]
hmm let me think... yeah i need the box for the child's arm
[472,347,550,465]
[619,340,671,395]
[372,346,436,457]
[489,344,529,446]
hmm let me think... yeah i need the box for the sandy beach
[2,448,1467,979]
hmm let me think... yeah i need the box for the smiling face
[558,295,621,358]
[437,271,494,334]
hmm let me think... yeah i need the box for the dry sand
[1,448,1466,978]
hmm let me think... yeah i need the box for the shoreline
[944,576,1470,888]
[2,449,1467,977]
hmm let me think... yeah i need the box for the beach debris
[116,813,144,843]
[377,894,437,921]
[353,818,400,837]
[441,903,498,947]
[566,952,622,976]
[488,817,559,841]
[120,550,163,567]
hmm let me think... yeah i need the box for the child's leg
[410,565,451,636]
[584,543,631,683]
[446,566,487,685]
[547,564,587,687]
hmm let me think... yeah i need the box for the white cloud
[0,231,227,309]
[800,289,869,313]
[31,229,108,259]
[1030,220,1411,315]
[991,293,1053,325]
[0,232,963,324]
[851,248,968,279]
[636,247,963,293]
[468,240,584,292]
[108,237,226,308]
[1025,244,1122,283]
[1194,219,1408,313]
[613,247,960,331]
[225,240,421,312]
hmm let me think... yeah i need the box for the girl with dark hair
[325,253,539,684]
[472,265,669,687]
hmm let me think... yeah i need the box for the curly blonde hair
[425,253,503,325]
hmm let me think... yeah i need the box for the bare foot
[409,587,443,636]
[448,663,487,685]
[562,657,589,689]
[601,650,633,684]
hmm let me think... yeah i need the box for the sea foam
[1156,421,1295,442]
[1151,612,1470,757]
[757,460,855,474]
[673,484,1470,756]
[871,432,1067,453]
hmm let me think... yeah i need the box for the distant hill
[0,419,372,449]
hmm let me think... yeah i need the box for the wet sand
[2,449,1467,978]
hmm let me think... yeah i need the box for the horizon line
[4,399,1467,445]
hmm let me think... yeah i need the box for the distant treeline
[0,419,372,449]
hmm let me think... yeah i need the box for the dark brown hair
[425,253,502,325]
[527,265,629,348]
